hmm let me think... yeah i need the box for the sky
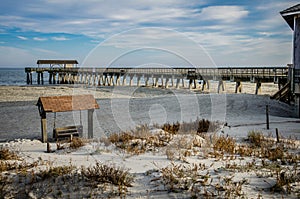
[0,0,298,67]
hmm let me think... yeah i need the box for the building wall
[295,16,300,70]
[294,16,300,95]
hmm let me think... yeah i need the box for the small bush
[69,137,85,149]
[0,148,19,160]
[38,165,75,180]
[161,122,180,134]
[82,162,134,195]
[247,131,264,147]
[213,135,236,154]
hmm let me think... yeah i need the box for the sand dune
[0,85,299,198]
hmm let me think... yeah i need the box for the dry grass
[82,162,134,196]
[109,119,220,155]
[55,137,86,152]
[212,135,236,154]
[158,162,248,198]
[160,118,220,135]
[0,147,19,160]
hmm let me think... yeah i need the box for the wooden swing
[37,95,99,143]
[52,111,83,140]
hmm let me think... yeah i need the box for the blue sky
[0,0,298,67]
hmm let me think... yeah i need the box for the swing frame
[36,95,99,143]
[52,111,83,140]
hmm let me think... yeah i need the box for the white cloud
[51,36,69,41]
[0,0,296,66]
[17,36,28,40]
[33,37,47,41]
[199,6,249,23]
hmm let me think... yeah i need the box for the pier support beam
[37,72,41,84]
[217,80,224,93]
[49,73,53,84]
[176,78,180,89]
[171,76,174,87]
[165,77,169,88]
[182,78,185,88]
[202,80,209,91]
[137,76,141,87]
[235,81,242,93]
[26,72,32,84]
[116,75,121,86]
[154,77,159,87]
[145,76,149,87]
[189,79,193,89]
[122,75,127,86]
[129,75,134,86]
[255,82,262,95]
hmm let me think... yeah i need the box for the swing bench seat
[53,125,83,140]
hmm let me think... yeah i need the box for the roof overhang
[280,4,300,30]
[37,60,78,65]
[37,95,99,115]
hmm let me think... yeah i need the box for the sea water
[0,68,27,85]
[0,68,50,86]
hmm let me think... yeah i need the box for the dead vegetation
[0,159,134,198]
[0,147,19,160]
[109,119,220,155]
[82,162,134,196]
[157,162,248,198]
[0,120,299,198]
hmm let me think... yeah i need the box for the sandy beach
[0,85,299,198]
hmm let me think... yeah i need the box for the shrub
[69,137,85,149]
[213,135,236,154]
[247,131,264,147]
[38,165,75,181]
[0,147,19,160]
[82,162,134,195]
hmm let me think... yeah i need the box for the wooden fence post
[41,113,47,143]
[266,105,269,130]
[276,128,280,143]
[88,109,94,139]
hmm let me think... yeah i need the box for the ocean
[0,68,26,85]
[0,68,50,86]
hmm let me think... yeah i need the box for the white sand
[0,85,299,198]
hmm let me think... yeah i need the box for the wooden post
[49,73,52,84]
[41,113,47,143]
[276,128,280,143]
[26,73,30,84]
[235,81,242,93]
[37,72,41,84]
[30,72,33,84]
[217,81,224,93]
[53,73,56,84]
[266,105,269,130]
[88,109,94,139]
[41,72,44,85]
[255,82,261,95]
[47,142,51,153]
[176,78,180,88]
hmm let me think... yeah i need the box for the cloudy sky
[0,0,298,67]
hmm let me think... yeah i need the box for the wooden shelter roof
[280,4,300,30]
[37,95,99,113]
[37,60,78,65]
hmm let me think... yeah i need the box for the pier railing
[25,66,288,79]
[24,66,289,91]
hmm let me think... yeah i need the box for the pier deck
[25,66,289,94]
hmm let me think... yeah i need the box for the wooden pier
[25,66,289,94]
